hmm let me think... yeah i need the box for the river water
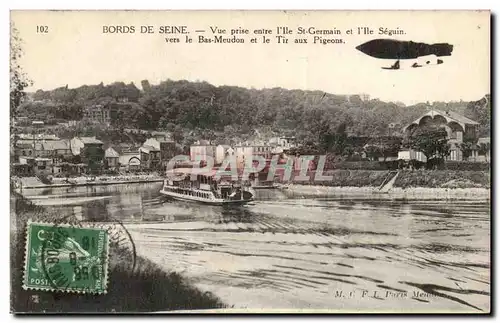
[22,183,490,313]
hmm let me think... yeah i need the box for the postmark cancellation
[22,221,109,294]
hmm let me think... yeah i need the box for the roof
[18,134,60,141]
[195,139,211,146]
[235,144,271,148]
[404,109,479,131]
[79,137,103,145]
[116,147,140,155]
[436,109,479,125]
[41,140,70,151]
[151,131,171,137]
[15,141,34,148]
[140,145,160,153]
[105,147,120,158]
[57,162,86,166]
[12,163,30,167]
[115,143,141,152]
[129,158,141,165]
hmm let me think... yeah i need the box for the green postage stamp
[23,221,109,294]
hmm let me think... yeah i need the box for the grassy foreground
[10,192,226,313]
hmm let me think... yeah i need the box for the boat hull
[159,190,253,206]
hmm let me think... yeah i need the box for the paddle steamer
[160,168,254,205]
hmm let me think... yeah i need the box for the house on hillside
[268,136,297,150]
[401,109,480,162]
[190,140,216,163]
[19,156,53,177]
[140,144,161,170]
[105,147,120,170]
[115,145,141,172]
[216,145,235,165]
[18,133,60,141]
[234,142,273,168]
[142,137,177,167]
[151,131,171,142]
[40,140,72,162]
[83,104,112,126]
[13,140,35,160]
[71,137,104,155]
[70,137,105,169]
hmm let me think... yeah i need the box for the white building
[398,150,427,163]
[70,137,104,156]
[190,141,216,163]
[215,145,235,165]
[235,144,273,168]
[268,136,296,150]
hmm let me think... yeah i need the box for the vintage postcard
[10,10,490,313]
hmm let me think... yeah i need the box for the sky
[11,10,490,105]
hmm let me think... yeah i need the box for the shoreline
[13,175,164,189]
[14,177,491,202]
[283,184,490,201]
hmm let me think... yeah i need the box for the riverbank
[13,174,164,190]
[275,169,490,201]
[282,170,490,188]
[284,184,490,201]
[10,191,226,313]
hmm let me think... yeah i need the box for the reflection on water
[24,183,490,312]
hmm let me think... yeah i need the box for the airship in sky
[355,39,454,70]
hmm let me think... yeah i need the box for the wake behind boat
[160,168,254,206]
[251,180,289,190]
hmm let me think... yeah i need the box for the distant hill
[18,80,490,141]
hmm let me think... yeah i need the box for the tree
[289,142,322,156]
[332,123,348,155]
[318,122,335,152]
[20,74,490,151]
[410,128,450,167]
[172,125,184,143]
[465,95,490,137]
[380,137,402,161]
[10,23,33,176]
[478,142,491,162]
[10,23,32,126]
[342,145,355,159]
[141,80,151,92]
[458,133,479,161]
[364,145,382,161]
[459,142,474,161]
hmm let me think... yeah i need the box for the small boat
[160,168,254,206]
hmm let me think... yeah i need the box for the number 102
[36,26,48,33]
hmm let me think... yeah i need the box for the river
[22,183,490,313]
